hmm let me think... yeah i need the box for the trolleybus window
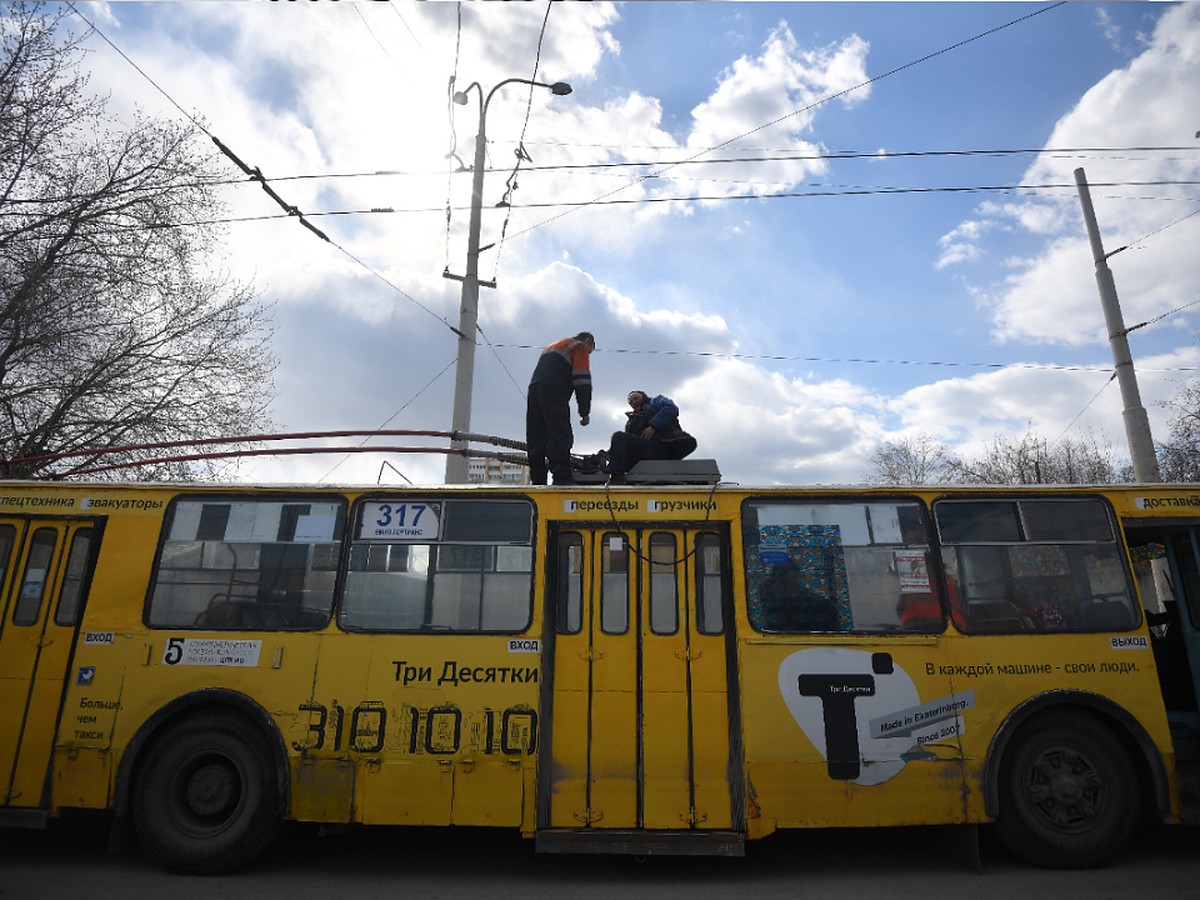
[54,528,95,626]
[648,533,678,634]
[743,498,935,633]
[556,533,583,634]
[695,533,725,634]
[13,528,57,626]
[147,496,346,630]
[340,498,534,632]
[934,497,1137,632]
[601,532,629,634]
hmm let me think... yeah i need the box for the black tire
[994,710,1139,869]
[132,710,283,874]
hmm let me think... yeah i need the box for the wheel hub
[1050,768,1084,804]
[1030,748,1101,827]
[186,762,237,817]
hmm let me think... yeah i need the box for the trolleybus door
[542,525,738,836]
[0,518,99,808]
[1168,526,1200,711]
[1124,521,1200,717]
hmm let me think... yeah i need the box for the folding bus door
[0,518,100,809]
[541,524,740,848]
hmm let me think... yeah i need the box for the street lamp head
[452,91,470,106]
[549,81,572,96]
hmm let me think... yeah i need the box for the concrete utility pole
[443,78,572,484]
[1073,167,1161,482]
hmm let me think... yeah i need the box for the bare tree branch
[1,2,276,480]
[1157,376,1200,482]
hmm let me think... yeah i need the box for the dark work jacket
[625,394,686,442]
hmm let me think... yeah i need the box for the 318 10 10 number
[293,702,537,756]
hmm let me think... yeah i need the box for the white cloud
[935,218,998,269]
[685,24,870,195]
[655,360,889,484]
[1095,7,1124,54]
[938,3,1200,348]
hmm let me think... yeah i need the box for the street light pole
[1074,167,1160,482]
[443,78,572,484]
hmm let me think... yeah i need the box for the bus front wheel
[994,710,1139,869]
[132,710,283,874]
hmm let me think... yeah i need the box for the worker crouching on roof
[605,390,697,482]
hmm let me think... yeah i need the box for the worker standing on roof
[526,332,595,486]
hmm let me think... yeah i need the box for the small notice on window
[294,513,337,542]
[895,550,931,593]
[758,543,788,564]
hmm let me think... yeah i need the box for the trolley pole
[1074,167,1160,482]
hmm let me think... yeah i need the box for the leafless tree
[866,434,952,484]
[868,427,1125,486]
[1157,378,1200,482]
[1,3,276,480]
[945,428,1121,485]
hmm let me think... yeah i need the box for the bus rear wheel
[132,710,282,874]
[994,710,1139,869]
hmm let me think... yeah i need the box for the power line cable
[1125,295,1200,336]
[68,3,331,244]
[147,178,1200,225]
[66,3,200,129]
[72,2,463,340]
[488,140,1200,162]
[444,2,464,273]
[476,323,528,402]
[221,145,1200,185]
[502,2,1069,244]
[208,136,331,243]
[331,244,459,335]
[352,2,395,62]
[489,1,554,282]
[481,344,1199,374]
[1104,207,1200,261]
[1057,372,1116,442]
[387,1,425,51]
[319,355,458,482]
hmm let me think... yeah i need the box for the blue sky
[63,1,1200,485]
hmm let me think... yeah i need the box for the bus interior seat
[965,599,1030,631]
[195,596,290,629]
[1079,598,1136,630]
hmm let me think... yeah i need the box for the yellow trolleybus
[1,473,1198,872]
